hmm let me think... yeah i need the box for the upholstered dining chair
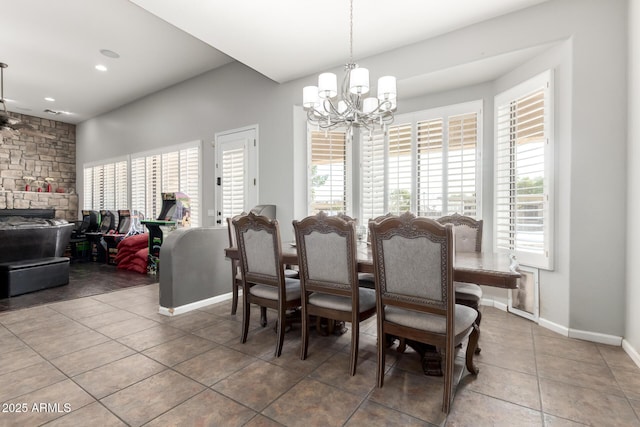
[369,212,479,414]
[436,213,484,331]
[293,212,377,376]
[227,213,268,327]
[335,213,376,289]
[233,212,302,357]
[227,214,244,316]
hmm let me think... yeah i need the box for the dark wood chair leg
[241,297,250,344]
[474,309,482,354]
[231,280,239,315]
[465,323,480,375]
[260,307,268,327]
[456,296,482,354]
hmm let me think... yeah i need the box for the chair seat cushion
[284,269,299,279]
[238,269,297,280]
[357,273,375,289]
[385,304,477,335]
[309,288,376,313]
[455,281,483,299]
[358,272,375,283]
[250,278,301,301]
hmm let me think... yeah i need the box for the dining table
[224,241,520,376]
[224,241,521,289]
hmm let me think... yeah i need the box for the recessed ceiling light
[100,49,120,59]
[44,97,55,102]
[95,64,108,72]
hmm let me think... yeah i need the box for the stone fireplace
[0,113,78,220]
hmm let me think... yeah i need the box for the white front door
[214,127,258,225]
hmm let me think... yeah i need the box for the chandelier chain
[349,0,353,65]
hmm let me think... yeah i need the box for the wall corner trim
[622,340,640,369]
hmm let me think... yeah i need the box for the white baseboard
[482,297,625,346]
[568,328,622,346]
[158,292,233,316]
[538,317,569,337]
[480,298,508,312]
[622,339,640,369]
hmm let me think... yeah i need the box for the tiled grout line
[1,289,288,425]
[0,292,167,424]
[596,344,640,423]
[4,288,640,426]
[528,319,547,427]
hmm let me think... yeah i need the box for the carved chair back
[437,213,483,253]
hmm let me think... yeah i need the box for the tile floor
[0,263,157,312]
[0,283,639,426]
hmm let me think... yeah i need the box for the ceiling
[1,0,550,125]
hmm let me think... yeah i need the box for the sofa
[0,209,73,298]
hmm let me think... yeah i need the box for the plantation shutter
[83,158,128,211]
[130,157,146,218]
[83,167,93,210]
[114,160,128,210]
[130,143,200,226]
[495,70,552,269]
[417,118,444,217]
[361,128,385,220]
[146,155,162,221]
[93,165,104,210]
[103,163,115,209]
[162,151,180,193]
[309,129,348,215]
[387,123,413,214]
[180,146,200,227]
[447,112,478,217]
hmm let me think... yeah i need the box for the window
[308,128,350,215]
[83,157,128,211]
[360,101,482,221]
[131,141,201,226]
[494,70,553,270]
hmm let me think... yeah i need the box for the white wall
[626,0,640,356]
[77,0,632,344]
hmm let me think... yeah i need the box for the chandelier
[302,0,397,133]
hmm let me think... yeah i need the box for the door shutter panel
[221,146,245,221]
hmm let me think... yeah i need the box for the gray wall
[77,0,632,344]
